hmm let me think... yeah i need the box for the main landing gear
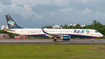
[53,37,57,42]
[53,39,57,42]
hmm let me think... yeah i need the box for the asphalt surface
[0,39,105,44]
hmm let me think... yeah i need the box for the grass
[0,44,105,59]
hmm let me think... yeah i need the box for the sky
[0,0,105,28]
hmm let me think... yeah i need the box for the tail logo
[8,20,15,28]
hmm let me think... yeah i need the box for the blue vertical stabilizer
[5,15,22,29]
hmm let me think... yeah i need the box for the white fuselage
[7,28,103,38]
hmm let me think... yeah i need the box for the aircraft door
[22,29,26,35]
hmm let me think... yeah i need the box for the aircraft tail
[5,15,22,29]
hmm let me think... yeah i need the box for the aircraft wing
[41,28,62,38]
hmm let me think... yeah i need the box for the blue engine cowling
[62,36,70,41]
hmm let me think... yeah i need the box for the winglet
[41,28,48,34]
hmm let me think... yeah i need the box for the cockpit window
[95,31,99,33]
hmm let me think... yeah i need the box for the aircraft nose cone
[100,34,104,37]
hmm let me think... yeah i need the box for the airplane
[4,15,103,42]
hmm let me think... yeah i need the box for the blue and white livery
[4,15,103,42]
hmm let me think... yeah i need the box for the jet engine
[61,35,70,41]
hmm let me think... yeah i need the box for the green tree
[68,26,74,29]
[42,26,52,28]
[64,25,68,28]
[74,24,81,29]
[60,25,64,28]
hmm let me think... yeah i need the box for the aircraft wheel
[53,39,57,42]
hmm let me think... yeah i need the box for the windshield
[95,31,99,33]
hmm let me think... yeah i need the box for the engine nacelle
[61,36,70,41]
